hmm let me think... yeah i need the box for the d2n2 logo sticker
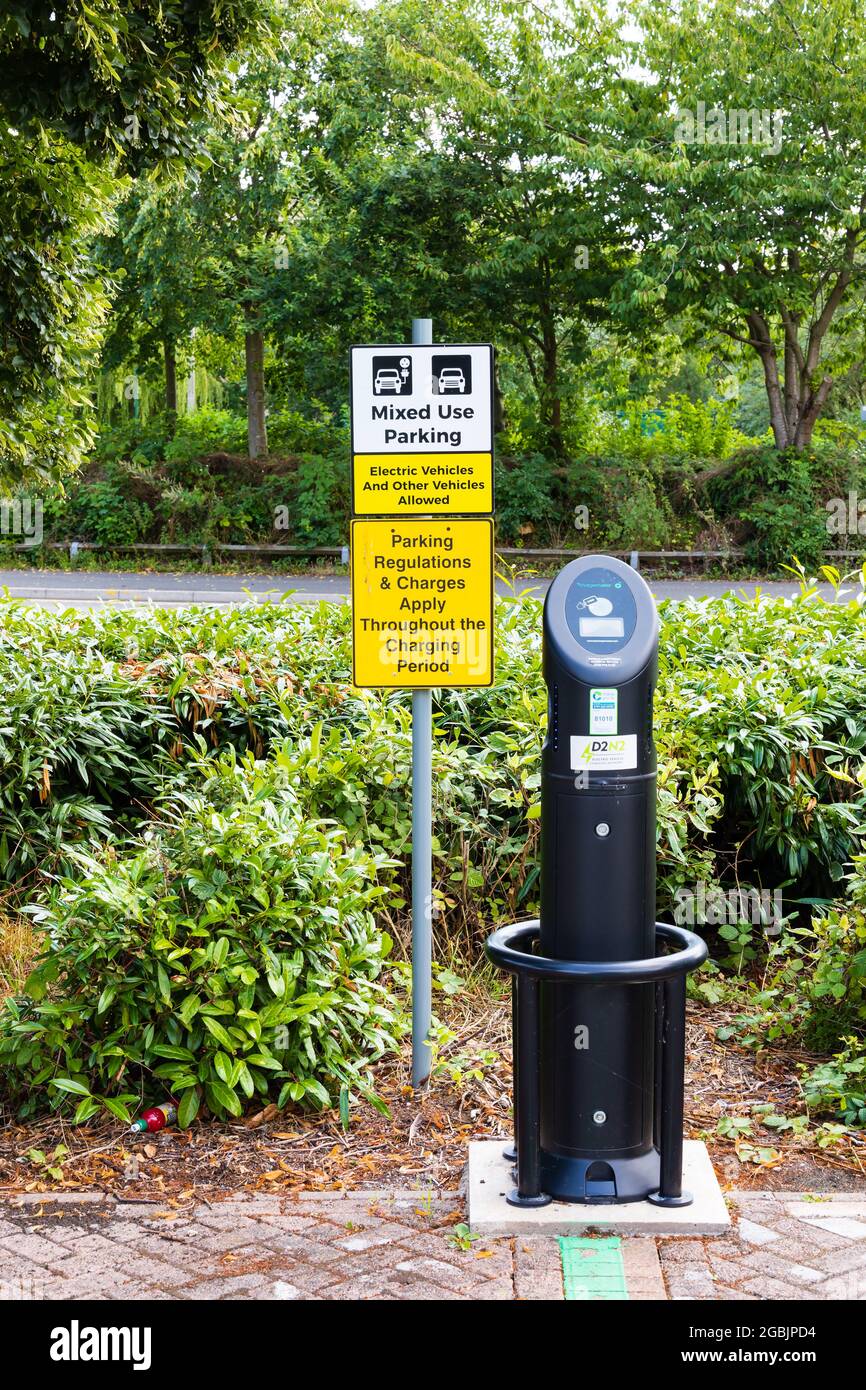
[570,734,637,771]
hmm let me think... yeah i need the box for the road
[0,568,847,610]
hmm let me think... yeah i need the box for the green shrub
[0,778,405,1122]
[52,462,154,545]
[706,446,827,568]
[802,1040,866,1126]
[599,395,757,461]
[164,408,248,463]
[494,453,559,545]
[0,635,172,879]
[797,856,866,1050]
[293,453,348,546]
[4,581,866,1119]
[656,582,866,882]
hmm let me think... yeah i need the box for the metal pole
[649,971,693,1206]
[411,316,433,1088]
[507,972,550,1207]
[502,974,518,1162]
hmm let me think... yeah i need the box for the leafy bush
[58,464,154,545]
[293,454,348,546]
[494,453,559,545]
[0,632,172,879]
[164,408,248,463]
[706,446,829,568]
[656,579,866,884]
[598,395,757,461]
[3,578,866,1120]
[802,1041,866,1126]
[0,776,405,1122]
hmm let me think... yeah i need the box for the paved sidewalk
[661,1192,866,1300]
[1,1190,865,1300]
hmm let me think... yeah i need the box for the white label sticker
[570,734,637,771]
[589,688,618,735]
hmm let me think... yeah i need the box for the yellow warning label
[352,453,492,516]
[351,518,494,688]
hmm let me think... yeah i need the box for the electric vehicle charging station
[486,554,708,1209]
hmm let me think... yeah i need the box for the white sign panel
[350,344,494,454]
[570,734,638,772]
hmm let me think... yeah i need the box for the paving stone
[801,1216,866,1239]
[768,1216,851,1251]
[185,1273,273,1300]
[738,1218,780,1246]
[4,1187,866,1301]
[785,1263,826,1284]
[0,1232,73,1266]
[656,1238,712,1265]
[740,1275,821,1300]
[622,1239,666,1300]
[814,1244,866,1276]
[513,1236,562,1301]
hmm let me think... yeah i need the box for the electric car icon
[374,368,404,394]
[436,366,466,393]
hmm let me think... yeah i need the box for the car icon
[374,368,403,394]
[437,367,466,393]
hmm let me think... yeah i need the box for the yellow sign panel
[351,518,494,688]
[352,452,492,516]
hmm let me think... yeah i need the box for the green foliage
[164,410,250,464]
[37,409,350,548]
[0,630,172,880]
[58,464,154,546]
[707,447,829,569]
[797,857,866,1050]
[2,576,866,1118]
[293,454,349,547]
[656,584,866,883]
[802,1042,866,1127]
[597,397,756,461]
[494,454,559,546]
[0,1,273,485]
[0,776,404,1122]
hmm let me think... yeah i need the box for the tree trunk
[541,319,563,455]
[163,338,177,416]
[245,328,268,459]
[493,359,506,435]
[793,377,833,449]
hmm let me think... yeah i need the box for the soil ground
[1,997,864,1204]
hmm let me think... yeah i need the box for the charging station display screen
[565,565,637,654]
[578,616,624,639]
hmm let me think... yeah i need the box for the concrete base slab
[468,1140,730,1236]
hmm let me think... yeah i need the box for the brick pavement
[0,1190,864,1300]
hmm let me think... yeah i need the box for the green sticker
[589,687,618,735]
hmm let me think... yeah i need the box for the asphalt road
[0,568,846,610]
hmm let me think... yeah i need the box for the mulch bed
[1,996,864,1203]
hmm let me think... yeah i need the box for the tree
[180,2,346,458]
[0,1,272,483]
[621,0,866,449]
[278,0,631,454]
[99,181,204,418]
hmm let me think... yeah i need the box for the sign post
[410,316,433,1094]
[349,320,495,1088]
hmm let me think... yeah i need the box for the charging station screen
[578,616,624,639]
